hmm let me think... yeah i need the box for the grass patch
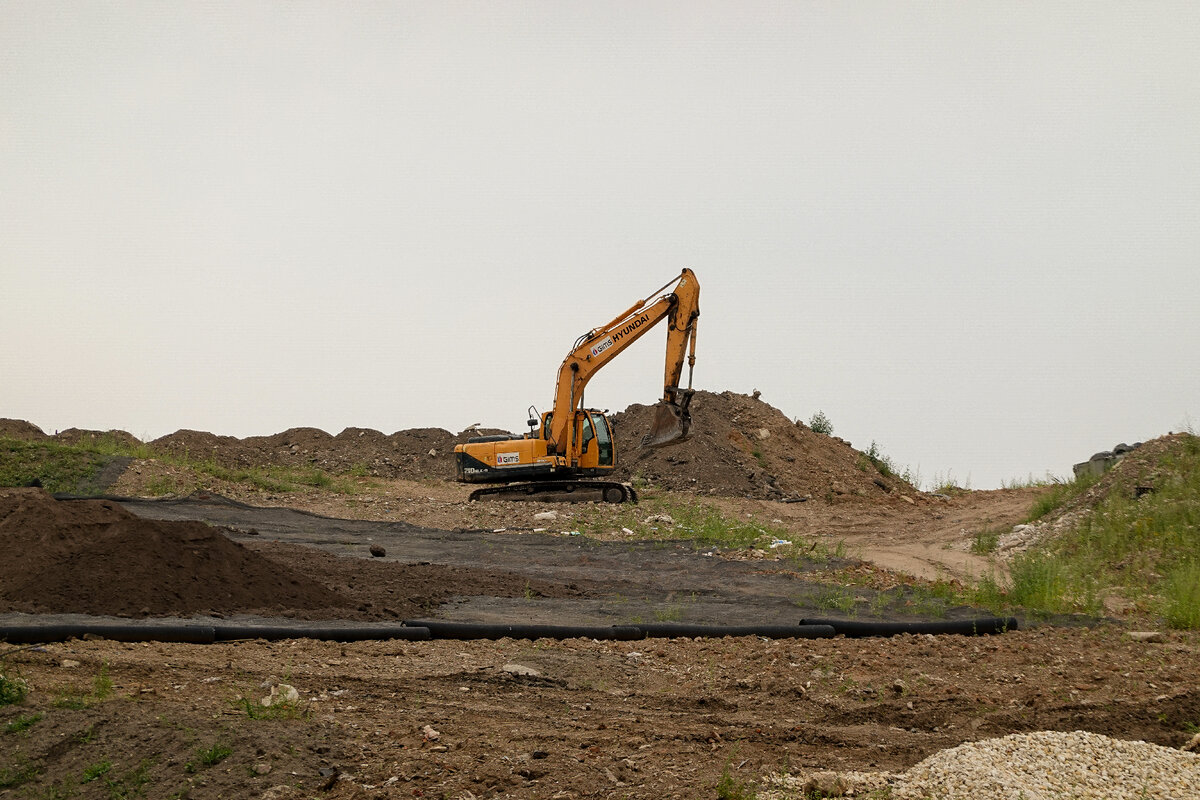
[0,758,39,789]
[234,695,307,721]
[962,434,1200,627]
[3,712,42,735]
[0,438,109,494]
[0,434,363,497]
[1025,471,1097,522]
[81,759,113,783]
[187,742,233,772]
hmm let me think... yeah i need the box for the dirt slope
[612,390,920,501]
[5,392,918,502]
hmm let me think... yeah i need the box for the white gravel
[765,730,1200,800]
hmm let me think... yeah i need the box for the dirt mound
[149,425,512,480]
[0,488,346,617]
[0,418,48,440]
[611,390,920,501]
[1039,433,1193,523]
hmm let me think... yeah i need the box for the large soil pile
[611,390,919,501]
[0,488,585,620]
[3,392,919,502]
[0,487,347,617]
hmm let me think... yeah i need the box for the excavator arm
[546,268,700,455]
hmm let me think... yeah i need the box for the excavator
[454,268,700,503]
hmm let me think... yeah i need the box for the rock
[803,770,847,796]
[369,544,386,558]
[1183,733,1200,753]
[533,511,558,521]
[261,683,300,707]
[61,659,80,668]
[260,785,299,800]
[253,763,272,775]
[899,494,915,504]
[892,679,907,695]
[1103,593,1136,615]
[756,428,770,440]
[1128,631,1167,643]
[422,724,441,741]
[644,513,675,526]
[501,663,541,678]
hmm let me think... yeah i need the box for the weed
[144,475,179,496]
[654,604,683,622]
[808,411,834,436]
[524,580,535,600]
[93,662,114,700]
[970,526,1000,555]
[0,758,40,789]
[193,742,232,769]
[1163,559,1200,630]
[81,760,113,783]
[4,712,43,735]
[716,761,757,800]
[235,695,307,721]
[0,666,29,705]
[105,760,153,799]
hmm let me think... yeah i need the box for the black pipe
[636,623,836,639]
[213,625,432,642]
[799,617,1018,637]
[0,623,431,645]
[0,623,217,644]
[402,620,646,641]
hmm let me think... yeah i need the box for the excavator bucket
[640,395,693,449]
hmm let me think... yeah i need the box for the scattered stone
[1183,733,1200,753]
[60,659,80,668]
[533,511,558,521]
[261,683,300,707]
[756,428,771,440]
[369,544,386,558]
[803,770,847,796]
[253,763,272,775]
[501,663,541,678]
[643,513,675,526]
[1128,631,1167,643]
[422,724,440,741]
[891,679,907,695]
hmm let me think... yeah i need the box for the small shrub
[198,742,233,767]
[0,668,29,706]
[716,762,757,800]
[808,411,834,436]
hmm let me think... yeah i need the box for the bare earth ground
[4,407,1198,799]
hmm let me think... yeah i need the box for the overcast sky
[3,2,1198,489]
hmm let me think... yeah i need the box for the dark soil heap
[0,488,346,617]
[3,391,920,502]
[611,390,920,501]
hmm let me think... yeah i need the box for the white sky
[3,2,1198,489]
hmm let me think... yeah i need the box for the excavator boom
[453,268,699,502]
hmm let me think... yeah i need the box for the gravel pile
[766,730,1200,800]
[892,730,1199,799]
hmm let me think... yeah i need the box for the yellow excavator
[454,268,700,503]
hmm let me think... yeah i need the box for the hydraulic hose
[402,620,646,641]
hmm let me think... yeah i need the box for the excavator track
[469,480,638,504]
